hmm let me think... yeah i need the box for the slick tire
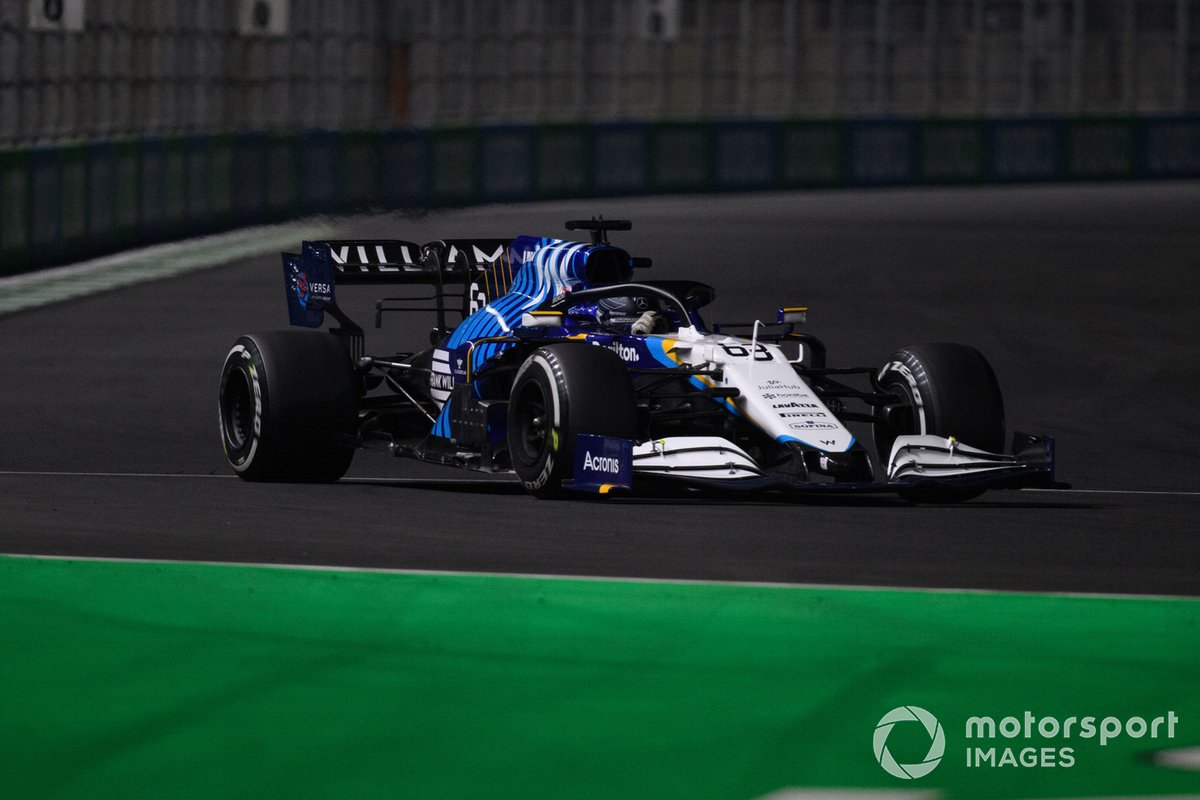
[219,330,359,482]
[874,343,1006,502]
[507,344,637,498]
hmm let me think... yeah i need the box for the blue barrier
[0,149,29,276]
[342,132,381,211]
[28,147,61,264]
[711,122,776,192]
[380,130,430,207]
[300,130,341,214]
[263,135,299,221]
[481,126,535,203]
[1139,117,1200,179]
[987,119,1066,182]
[847,120,920,186]
[1067,119,1134,180]
[162,139,188,238]
[112,141,140,248]
[780,121,843,187]
[86,141,117,252]
[208,136,234,232]
[183,136,212,235]
[138,138,168,244]
[921,120,985,183]
[3,115,1198,275]
[60,144,88,261]
[592,124,650,196]
[653,123,711,194]
[231,134,268,226]
[431,128,481,206]
[536,125,589,200]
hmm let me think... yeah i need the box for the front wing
[569,432,1058,496]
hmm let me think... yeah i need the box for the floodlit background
[3,0,1199,141]
[1,7,1198,799]
[0,0,1197,273]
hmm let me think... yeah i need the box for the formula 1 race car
[218,219,1057,501]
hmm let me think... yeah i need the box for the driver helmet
[595,296,654,328]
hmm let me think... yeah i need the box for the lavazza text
[964,711,1179,768]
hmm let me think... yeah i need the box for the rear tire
[218,330,359,482]
[507,344,637,498]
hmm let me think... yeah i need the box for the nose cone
[786,442,875,483]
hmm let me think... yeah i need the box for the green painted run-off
[0,555,1197,799]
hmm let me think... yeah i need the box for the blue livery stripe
[434,237,589,439]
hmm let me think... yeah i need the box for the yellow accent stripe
[598,484,615,494]
[661,339,684,366]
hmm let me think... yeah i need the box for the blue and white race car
[218,219,1057,501]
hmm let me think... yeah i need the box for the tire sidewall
[219,337,270,475]
[506,343,637,496]
[878,356,929,433]
[218,331,358,482]
[509,351,566,493]
[875,343,1006,464]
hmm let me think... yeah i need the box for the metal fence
[2,0,1199,146]
[0,0,398,145]
[2,0,1199,277]
[418,0,1200,123]
[407,0,1200,124]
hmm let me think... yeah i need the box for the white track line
[0,470,1195,497]
[344,476,517,484]
[755,791,939,800]
[1023,487,1200,497]
[1155,747,1200,771]
[0,219,332,316]
[2,552,1198,602]
[0,470,237,479]
[0,470,514,483]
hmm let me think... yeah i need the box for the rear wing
[317,240,425,283]
[282,238,513,331]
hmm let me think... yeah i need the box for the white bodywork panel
[651,329,856,453]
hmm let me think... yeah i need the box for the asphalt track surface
[1,183,1197,596]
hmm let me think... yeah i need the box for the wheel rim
[876,376,918,463]
[513,380,550,466]
[222,368,254,450]
[883,378,918,434]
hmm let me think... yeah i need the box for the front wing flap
[886,431,1057,491]
[598,432,1058,496]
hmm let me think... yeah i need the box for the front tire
[218,330,359,482]
[507,344,637,498]
[874,343,1005,501]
